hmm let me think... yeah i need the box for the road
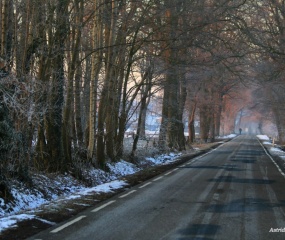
[28,135,285,240]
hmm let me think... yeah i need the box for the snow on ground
[223,134,237,139]
[0,133,239,234]
[145,152,182,165]
[0,152,181,233]
[57,180,129,203]
[217,134,237,139]
[257,135,285,158]
[0,215,21,232]
[0,214,55,234]
[270,147,285,153]
[107,160,140,176]
[257,135,270,141]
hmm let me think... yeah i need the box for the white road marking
[91,200,116,212]
[173,168,179,171]
[195,140,228,160]
[195,171,228,237]
[164,171,172,176]
[212,193,220,201]
[257,138,285,178]
[153,176,163,181]
[50,216,86,233]
[139,182,152,188]
[119,190,137,198]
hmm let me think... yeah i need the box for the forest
[0,0,284,181]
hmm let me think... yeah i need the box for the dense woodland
[0,0,284,179]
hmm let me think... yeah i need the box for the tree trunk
[87,0,103,161]
[188,100,197,144]
[83,56,91,146]
[138,87,151,139]
[177,68,187,150]
[199,105,212,143]
[1,0,7,57]
[210,112,215,142]
[45,0,69,172]
[96,0,119,167]
[62,0,83,164]
[74,61,83,147]
[158,0,187,151]
[130,74,152,160]
[215,103,222,137]
[5,0,12,64]
[158,82,170,151]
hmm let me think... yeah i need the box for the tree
[96,0,160,165]
[158,0,189,151]
[0,78,13,162]
[0,0,273,179]
[87,0,103,161]
[44,0,70,172]
[236,0,285,143]
[63,0,84,165]
[1,0,13,63]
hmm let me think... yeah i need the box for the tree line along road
[28,135,285,240]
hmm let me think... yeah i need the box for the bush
[0,104,14,159]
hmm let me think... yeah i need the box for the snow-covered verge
[257,134,285,166]
[257,134,285,157]
[0,134,235,234]
[0,152,183,233]
[217,133,237,139]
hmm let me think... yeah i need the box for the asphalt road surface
[28,135,285,240]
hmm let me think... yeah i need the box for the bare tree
[235,0,285,142]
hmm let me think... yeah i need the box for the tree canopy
[0,0,281,179]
